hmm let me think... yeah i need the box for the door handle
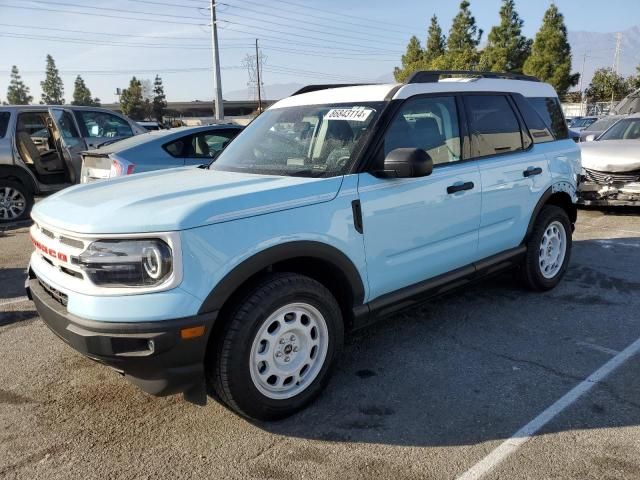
[523,167,543,178]
[447,181,474,194]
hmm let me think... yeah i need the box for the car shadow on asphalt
[257,236,640,447]
[0,268,28,299]
[0,219,32,234]
[0,309,39,327]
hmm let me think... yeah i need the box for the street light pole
[210,0,224,120]
[255,38,262,114]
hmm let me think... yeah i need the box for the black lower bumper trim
[27,277,217,398]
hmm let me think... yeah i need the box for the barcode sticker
[325,107,373,122]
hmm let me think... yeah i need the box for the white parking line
[0,296,29,308]
[575,340,620,356]
[457,336,640,480]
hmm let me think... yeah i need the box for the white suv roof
[273,75,557,109]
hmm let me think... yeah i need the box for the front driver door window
[357,95,482,300]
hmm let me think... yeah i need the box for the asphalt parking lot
[1,208,640,480]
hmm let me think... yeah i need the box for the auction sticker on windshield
[325,107,373,122]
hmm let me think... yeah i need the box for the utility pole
[255,38,262,114]
[578,53,587,117]
[610,32,622,112]
[613,32,622,74]
[209,0,224,120]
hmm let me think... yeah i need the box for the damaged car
[578,114,640,206]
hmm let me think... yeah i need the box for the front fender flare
[197,241,365,315]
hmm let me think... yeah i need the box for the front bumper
[26,276,217,401]
[577,179,640,207]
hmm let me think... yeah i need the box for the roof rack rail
[291,84,374,96]
[406,70,540,84]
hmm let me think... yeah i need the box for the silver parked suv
[0,105,145,222]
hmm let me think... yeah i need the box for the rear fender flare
[524,184,577,241]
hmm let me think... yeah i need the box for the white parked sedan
[578,114,640,206]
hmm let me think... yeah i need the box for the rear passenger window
[0,112,10,138]
[383,96,461,165]
[164,139,186,158]
[528,97,569,140]
[465,95,523,158]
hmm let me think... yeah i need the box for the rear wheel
[520,205,572,291]
[0,180,33,223]
[207,273,343,420]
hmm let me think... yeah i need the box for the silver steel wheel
[0,187,27,221]
[539,220,567,279]
[249,302,329,400]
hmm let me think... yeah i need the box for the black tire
[0,179,34,223]
[207,272,344,421]
[520,205,572,291]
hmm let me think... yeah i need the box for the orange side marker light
[181,325,205,339]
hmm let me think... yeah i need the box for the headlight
[78,239,173,287]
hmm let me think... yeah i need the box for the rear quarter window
[0,112,10,138]
[528,97,568,140]
[512,96,555,144]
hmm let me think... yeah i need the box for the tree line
[4,55,167,121]
[394,0,640,102]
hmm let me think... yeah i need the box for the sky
[1,0,639,103]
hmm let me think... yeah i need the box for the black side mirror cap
[377,148,433,178]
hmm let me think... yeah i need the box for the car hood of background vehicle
[32,168,343,234]
[580,140,640,172]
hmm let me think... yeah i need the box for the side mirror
[584,134,596,142]
[379,148,433,178]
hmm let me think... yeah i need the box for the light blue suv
[26,71,580,420]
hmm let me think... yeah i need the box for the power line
[0,32,251,50]
[219,20,401,53]
[20,0,205,20]
[218,24,399,55]
[0,3,207,26]
[217,2,410,43]
[220,25,397,55]
[0,22,215,41]
[262,45,397,62]
[242,0,420,31]
[264,64,371,82]
[128,0,207,9]
[217,10,405,48]
[0,66,245,76]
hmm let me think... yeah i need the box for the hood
[579,140,640,172]
[32,168,343,234]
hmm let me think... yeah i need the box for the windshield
[211,102,384,177]
[599,118,640,140]
[587,116,620,133]
[571,117,597,128]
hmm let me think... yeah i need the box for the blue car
[79,124,243,183]
[27,71,580,420]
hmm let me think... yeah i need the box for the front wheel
[207,273,343,420]
[520,205,572,291]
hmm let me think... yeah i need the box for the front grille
[38,278,68,307]
[584,168,640,185]
[59,237,84,249]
